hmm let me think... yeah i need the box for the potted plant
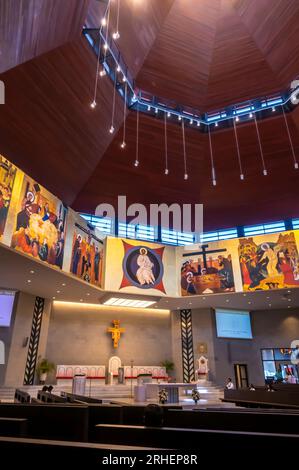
[36,358,55,384]
[160,360,174,380]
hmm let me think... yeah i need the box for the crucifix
[183,244,227,269]
[107,320,125,348]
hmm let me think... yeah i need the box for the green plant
[160,360,174,373]
[36,358,55,376]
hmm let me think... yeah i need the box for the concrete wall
[3,292,51,387]
[190,307,299,387]
[46,303,173,378]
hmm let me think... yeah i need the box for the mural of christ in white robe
[136,248,156,285]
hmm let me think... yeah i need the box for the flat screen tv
[0,291,16,327]
[215,308,252,339]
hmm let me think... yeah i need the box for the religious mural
[181,244,235,295]
[104,237,176,296]
[70,223,104,287]
[239,231,299,291]
[120,240,166,293]
[11,176,66,268]
[0,156,17,240]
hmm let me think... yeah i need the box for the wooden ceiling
[1,0,299,231]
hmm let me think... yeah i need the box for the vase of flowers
[158,388,168,404]
[191,388,200,404]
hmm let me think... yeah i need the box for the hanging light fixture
[90,32,102,109]
[120,82,127,149]
[281,106,299,169]
[103,0,111,60]
[164,112,169,175]
[233,120,244,180]
[254,115,268,175]
[208,125,217,186]
[181,119,188,180]
[134,105,140,167]
[112,0,120,40]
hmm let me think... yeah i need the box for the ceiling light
[27,279,31,283]
[263,169,268,176]
[113,31,120,40]
[80,299,83,302]
[103,43,108,50]
[294,162,299,169]
[121,141,126,149]
[226,299,229,302]
[178,116,182,121]
[190,119,193,125]
[134,160,139,167]
[235,116,239,122]
[109,125,115,134]
[147,105,151,111]
[249,113,253,118]
[165,168,169,175]
[116,65,121,72]
[99,69,106,77]
[212,179,217,186]
[240,174,244,180]
[215,122,218,127]
[102,297,156,308]
[197,121,200,127]
[52,296,56,300]
[86,293,90,296]
[272,106,275,112]
[122,75,126,82]
[56,290,60,294]
[184,173,188,180]
[101,17,107,26]
[90,100,96,109]
[30,270,35,274]
[62,283,66,287]
[155,108,158,114]
[167,112,171,118]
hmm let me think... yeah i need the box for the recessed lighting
[243,294,247,297]
[62,283,66,287]
[226,299,230,302]
[248,301,252,304]
[287,290,291,293]
[86,293,90,296]
[80,299,83,302]
[30,270,35,274]
[269,304,272,307]
[52,296,56,300]
[27,279,31,283]
[288,299,292,302]
[202,297,206,300]
[288,305,291,308]
[56,290,60,294]
[103,297,156,308]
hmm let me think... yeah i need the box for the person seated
[266,383,275,392]
[249,384,256,391]
[225,378,235,389]
[48,385,53,393]
[143,404,164,427]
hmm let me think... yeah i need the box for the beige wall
[46,302,173,377]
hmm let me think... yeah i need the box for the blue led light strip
[83,26,299,130]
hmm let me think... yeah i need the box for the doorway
[234,364,249,389]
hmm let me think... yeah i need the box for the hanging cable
[254,115,267,175]
[164,112,169,174]
[120,82,127,148]
[134,105,140,167]
[208,125,217,186]
[109,65,118,134]
[281,105,299,169]
[113,0,120,40]
[103,0,111,59]
[233,119,244,180]
[182,119,188,180]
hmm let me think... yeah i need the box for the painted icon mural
[239,232,299,291]
[181,244,235,295]
[70,223,104,287]
[120,240,166,293]
[0,156,17,239]
[11,176,66,268]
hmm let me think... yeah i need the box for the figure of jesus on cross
[107,320,125,348]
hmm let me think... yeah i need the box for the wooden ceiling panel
[233,0,299,86]
[0,37,125,205]
[85,0,175,78]
[135,0,221,108]
[0,0,89,73]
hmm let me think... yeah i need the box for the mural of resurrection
[0,156,16,239]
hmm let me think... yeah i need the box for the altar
[138,382,197,403]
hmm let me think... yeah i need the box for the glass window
[262,361,276,378]
[274,348,292,360]
[262,349,274,360]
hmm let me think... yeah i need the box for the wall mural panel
[0,155,17,240]
[70,222,104,288]
[104,237,177,296]
[239,231,299,291]
[180,243,236,295]
[11,175,67,269]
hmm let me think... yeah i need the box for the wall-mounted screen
[215,308,252,339]
[0,291,16,327]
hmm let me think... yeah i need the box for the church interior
[1,0,299,461]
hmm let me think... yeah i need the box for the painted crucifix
[107,320,125,348]
[183,244,227,272]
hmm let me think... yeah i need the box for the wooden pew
[37,391,67,403]
[14,389,31,403]
[61,392,102,404]
[0,417,28,437]
[164,409,299,434]
[0,403,88,441]
[223,389,299,408]
[93,424,299,450]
